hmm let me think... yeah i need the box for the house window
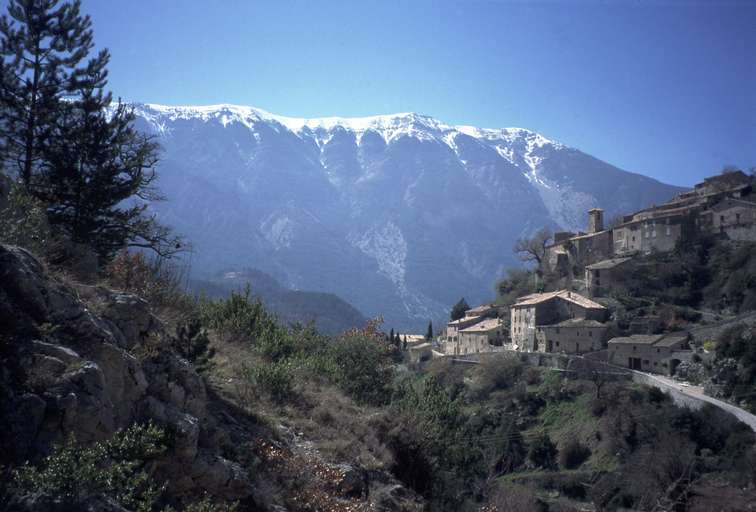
[656,348,660,353]
[666,226,671,236]
[633,346,636,351]
[736,213,741,224]
[556,342,560,347]
[589,331,593,337]
[720,215,725,223]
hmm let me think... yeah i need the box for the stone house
[607,333,691,375]
[585,257,632,297]
[510,290,607,352]
[535,318,609,354]
[546,209,613,275]
[453,318,506,355]
[408,342,433,363]
[443,303,505,355]
[702,197,756,241]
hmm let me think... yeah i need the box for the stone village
[417,170,756,376]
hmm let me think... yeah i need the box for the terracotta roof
[459,318,502,333]
[512,290,606,310]
[585,257,632,270]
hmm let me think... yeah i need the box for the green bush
[14,422,166,511]
[325,334,394,406]
[527,432,557,470]
[240,360,294,402]
[199,285,278,342]
[558,439,590,469]
[0,179,52,255]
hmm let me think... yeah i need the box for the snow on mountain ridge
[135,103,562,153]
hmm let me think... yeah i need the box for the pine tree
[0,0,181,262]
[450,297,470,321]
[426,321,433,340]
[402,335,407,350]
[389,328,394,343]
[0,0,94,188]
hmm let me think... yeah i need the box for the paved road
[634,371,756,432]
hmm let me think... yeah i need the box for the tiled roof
[466,304,496,315]
[459,318,502,333]
[585,257,632,270]
[447,316,481,326]
[709,197,756,212]
[608,334,663,345]
[608,333,688,347]
[542,319,607,328]
[512,290,606,310]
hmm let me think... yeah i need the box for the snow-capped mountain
[131,103,684,330]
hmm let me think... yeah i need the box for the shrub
[105,250,194,314]
[325,333,394,406]
[240,360,294,403]
[199,284,278,343]
[0,179,52,256]
[527,432,557,470]
[14,423,166,510]
[558,439,590,469]
[524,366,542,386]
[175,318,215,372]
[471,353,523,398]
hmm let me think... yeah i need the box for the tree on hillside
[450,297,470,321]
[0,0,181,262]
[0,0,93,188]
[514,227,552,275]
[426,321,433,341]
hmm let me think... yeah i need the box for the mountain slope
[190,268,368,335]
[132,104,685,330]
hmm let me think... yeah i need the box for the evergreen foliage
[0,0,181,263]
[450,297,470,321]
[14,422,166,511]
[0,0,93,187]
[425,320,433,340]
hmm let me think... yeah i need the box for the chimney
[588,208,604,233]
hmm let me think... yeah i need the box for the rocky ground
[0,244,424,511]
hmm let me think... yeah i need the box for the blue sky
[77,0,754,187]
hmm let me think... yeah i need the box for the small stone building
[408,342,433,363]
[510,290,607,352]
[703,197,756,241]
[455,318,505,355]
[585,257,632,297]
[607,333,691,375]
[545,209,614,275]
[535,318,609,354]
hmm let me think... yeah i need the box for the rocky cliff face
[0,244,252,506]
[0,245,423,511]
[131,104,685,330]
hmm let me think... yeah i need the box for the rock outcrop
[0,244,252,504]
